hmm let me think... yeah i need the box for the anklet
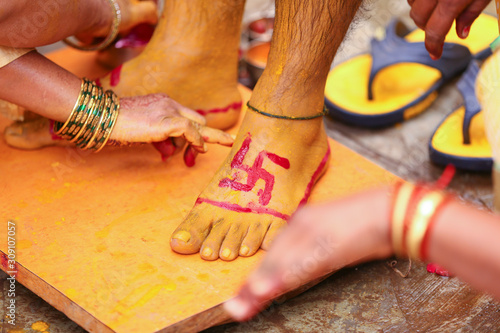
[246,102,328,120]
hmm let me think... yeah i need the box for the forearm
[428,200,500,299]
[0,0,111,47]
[0,51,80,122]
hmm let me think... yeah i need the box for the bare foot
[98,0,245,130]
[4,117,69,150]
[170,109,330,261]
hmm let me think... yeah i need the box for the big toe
[170,214,212,254]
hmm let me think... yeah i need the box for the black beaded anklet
[246,101,328,120]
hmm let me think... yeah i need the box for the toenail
[221,248,232,258]
[202,247,213,257]
[240,245,250,256]
[172,231,191,243]
[250,278,273,297]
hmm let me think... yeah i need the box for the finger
[177,104,207,126]
[225,258,287,321]
[407,0,416,6]
[168,118,206,151]
[131,1,158,26]
[199,126,234,147]
[409,0,437,30]
[152,139,176,162]
[224,280,277,321]
[455,0,491,38]
[424,2,466,59]
[225,220,308,321]
[183,146,199,167]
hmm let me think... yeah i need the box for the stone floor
[2,1,500,332]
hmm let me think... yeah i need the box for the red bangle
[401,184,428,256]
[419,195,454,262]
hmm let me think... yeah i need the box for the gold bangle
[84,91,109,149]
[70,85,100,142]
[63,88,92,139]
[94,93,120,153]
[76,95,104,149]
[91,93,114,149]
[60,84,93,139]
[391,182,415,257]
[63,0,122,51]
[406,191,446,259]
[75,87,106,147]
[53,79,120,151]
[54,78,89,136]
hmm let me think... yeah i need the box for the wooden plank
[0,48,397,332]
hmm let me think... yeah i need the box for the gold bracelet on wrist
[391,182,415,257]
[70,85,100,143]
[390,181,452,261]
[54,78,89,136]
[95,92,120,152]
[83,93,108,150]
[53,78,121,152]
[406,191,447,259]
[63,0,122,51]
[75,86,105,147]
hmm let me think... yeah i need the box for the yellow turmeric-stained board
[0,49,397,333]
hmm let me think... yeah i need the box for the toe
[200,220,230,260]
[170,211,214,254]
[261,219,287,251]
[219,223,248,261]
[239,220,271,257]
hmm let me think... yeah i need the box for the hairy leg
[171,0,363,260]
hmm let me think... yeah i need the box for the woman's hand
[110,93,234,166]
[223,188,393,321]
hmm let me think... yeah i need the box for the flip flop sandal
[324,14,498,128]
[429,61,492,172]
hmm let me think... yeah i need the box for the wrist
[83,0,114,37]
[369,187,394,259]
[348,187,393,261]
[390,181,453,261]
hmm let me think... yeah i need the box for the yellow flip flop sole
[325,14,498,128]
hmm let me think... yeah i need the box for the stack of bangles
[53,78,120,152]
[390,181,454,262]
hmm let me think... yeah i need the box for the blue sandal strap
[368,19,472,100]
[457,61,481,145]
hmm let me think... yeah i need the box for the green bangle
[75,89,105,148]
[70,86,100,143]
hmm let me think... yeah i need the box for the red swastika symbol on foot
[219,133,290,206]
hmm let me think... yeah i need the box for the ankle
[251,79,326,118]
